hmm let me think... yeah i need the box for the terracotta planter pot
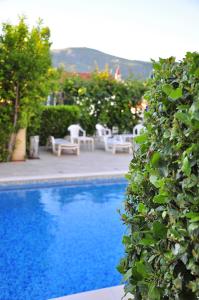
[12,128,26,161]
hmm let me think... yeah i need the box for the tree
[0,17,51,161]
[62,70,146,134]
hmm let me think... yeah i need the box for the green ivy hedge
[37,105,80,145]
[118,52,199,300]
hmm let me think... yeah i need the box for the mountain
[51,47,152,80]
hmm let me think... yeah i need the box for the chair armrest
[105,128,112,136]
[79,127,86,137]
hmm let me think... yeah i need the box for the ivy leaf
[186,212,199,222]
[122,235,131,245]
[149,175,160,188]
[181,174,198,189]
[152,221,167,239]
[159,165,169,177]
[148,285,161,300]
[117,258,127,274]
[139,236,156,246]
[138,203,147,214]
[123,268,132,282]
[153,62,161,71]
[162,84,173,96]
[153,193,169,204]
[194,67,199,77]
[175,112,192,127]
[151,152,161,167]
[134,133,147,144]
[169,87,183,100]
[136,261,150,278]
[162,84,182,100]
[182,156,191,176]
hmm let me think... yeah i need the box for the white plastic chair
[68,124,85,142]
[133,124,145,137]
[95,124,112,137]
[132,124,145,152]
[95,124,112,149]
[103,135,132,154]
[47,136,80,156]
[68,124,94,151]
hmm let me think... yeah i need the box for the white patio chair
[103,135,132,154]
[67,124,94,151]
[119,124,145,142]
[95,124,112,149]
[132,124,145,152]
[95,124,112,137]
[133,124,145,136]
[48,136,80,156]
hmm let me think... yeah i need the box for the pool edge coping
[49,284,133,300]
[0,170,128,186]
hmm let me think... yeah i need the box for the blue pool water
[0,180,126,300]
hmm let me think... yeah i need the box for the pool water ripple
[0,181,126,300]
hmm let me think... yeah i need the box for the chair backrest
[68,124,85,138]
[96,124,111,137]
[133,124,145,136]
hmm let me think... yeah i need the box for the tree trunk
[7,82,19,161]
[11,128,26,161]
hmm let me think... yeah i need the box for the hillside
[51,47,152,80]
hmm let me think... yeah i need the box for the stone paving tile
[0,148,132,183]
[50,285,133,300]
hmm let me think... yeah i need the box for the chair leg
[57,146,61,156]
[112,147,116,154]
[77,147,80,156]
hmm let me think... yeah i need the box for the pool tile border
[0,171,127,191]
[0,171,127,186]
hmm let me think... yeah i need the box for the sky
[0,0,198,62]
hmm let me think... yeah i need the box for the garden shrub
[39,105,80,145]
[118,52,199,300]
[62,72,146,134]
[0,105,13,161]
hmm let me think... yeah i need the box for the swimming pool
[0,179,126,300]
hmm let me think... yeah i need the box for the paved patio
[0,147,132,184]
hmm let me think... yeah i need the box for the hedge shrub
[0,105,13,161]
[39,105,80,145]
[118,52,199,300]
[63,72,146,134]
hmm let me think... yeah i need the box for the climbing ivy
[118,52,199,300]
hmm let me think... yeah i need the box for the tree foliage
[118,52,199,300]
[62,71,146,134]
[0,17,51,161]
